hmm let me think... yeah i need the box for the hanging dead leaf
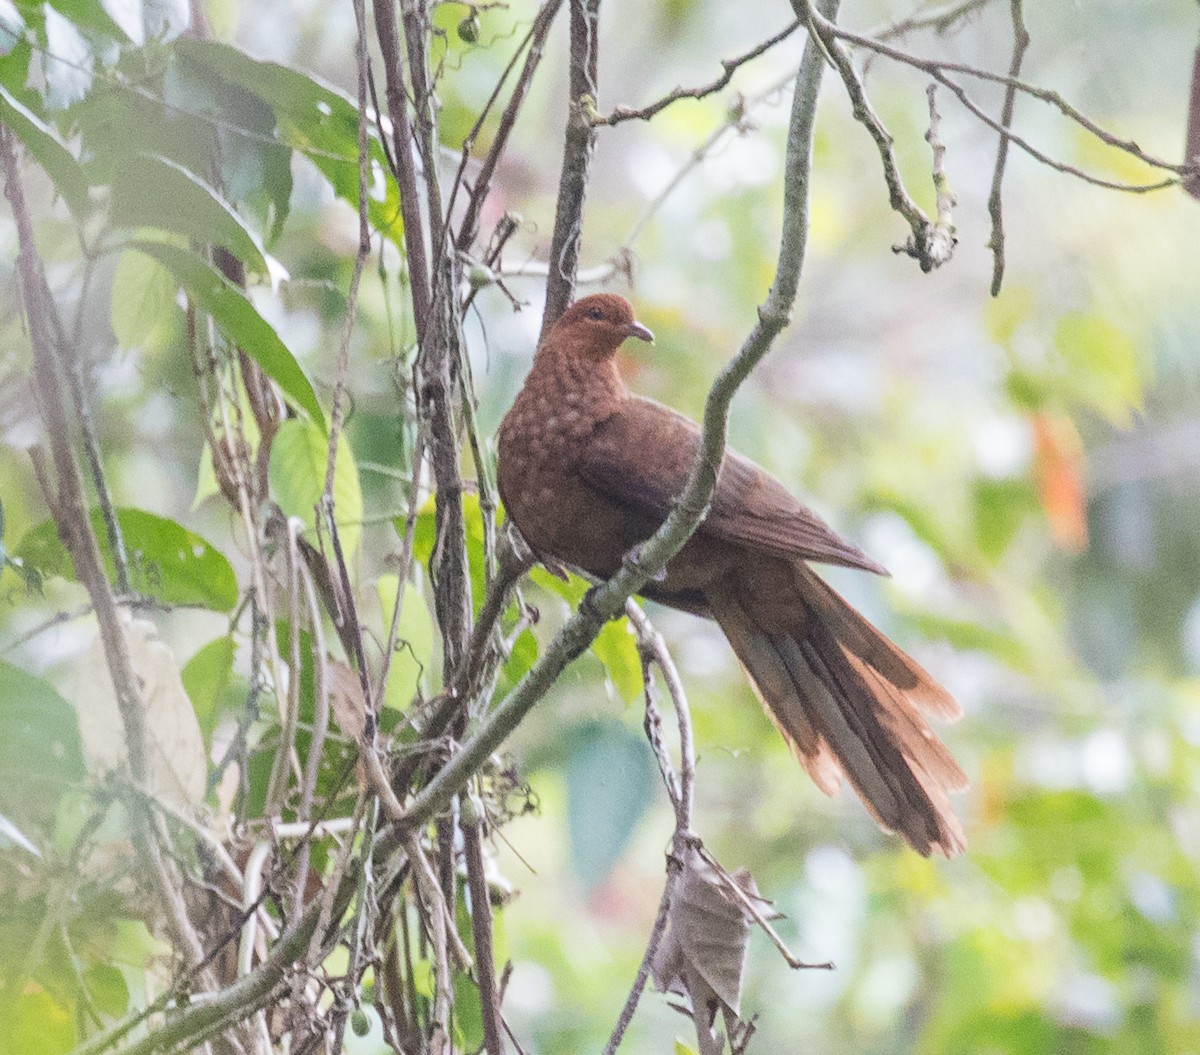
[328,659,368,741]
[77,611,207,809]
[652,846,764,1055]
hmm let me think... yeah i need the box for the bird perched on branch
[497,293,966,856]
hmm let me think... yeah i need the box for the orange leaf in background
[1032,413,1088,554]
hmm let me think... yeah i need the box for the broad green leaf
[565,719,657,889]
[161,49,293,243]
[592,616,643,704]
[112,155,287,287]
[528,565,644,700]
[376,574,435,707]
[0,88,90,217]
[129,240,325,428]
[269,418,363,561]
[110,248,179,351]
[973,477,1039,562]
[180,635,237,742]
[174,38,403,243]
[16,506,238,611]
[410,491,488,615]
[83,962,129,1018]
[498,627,538,693]
[7,987,74,1055]
[0,660,85,832]
[42,6,93,110]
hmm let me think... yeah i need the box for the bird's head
[546,294,655,361]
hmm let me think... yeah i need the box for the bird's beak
[626,320,655,344]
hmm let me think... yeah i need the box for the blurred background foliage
[2,0,1200,1052]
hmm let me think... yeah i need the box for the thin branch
[373,0,432,345]
[462,796,504,1055]
[986,0,1029,295]
[819,8,1190,180]
[871,0,994,42]
[397,0,834,833]
[455,0,564,252]
[593,18,801,126]
[796,0,951,271]
[602,601,696,1054]
[923,83,956,267]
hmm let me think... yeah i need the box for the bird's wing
[580,398,887,573]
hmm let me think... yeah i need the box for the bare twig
[872,0,994,42]
[923,83,957,267]
[987,0,1029,295]
[796,0,953,271]
[456,0,564,251]
[462,795,504,1054]
[602,601,697,1054]
[373,0,432,345]
[593,18,801,126]
[816,8,1189,183]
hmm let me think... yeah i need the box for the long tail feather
[708,571,965,857]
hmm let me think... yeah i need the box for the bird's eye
[585,306,603,321]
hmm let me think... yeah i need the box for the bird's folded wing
[580,398,887,574]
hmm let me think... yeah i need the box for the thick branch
[540,0,602,336]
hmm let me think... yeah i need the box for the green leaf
[42,6,93,110]
[1054,313,1143,425]
[110,248,179,351]
[83,962,129,1018]
[181,636,237,742]
[973,477,1039,562]
[16,506,239,611]
[592,616,643,704]
[0,87,90,217]
[7,988,74,1055]
[375,574,435,708]
[564,719,657,889]
[410,491,488,615]
[111,155,286,286]
[528,566,645,701]
[0,660,85,832]
[269,418,363,560]
[129,240,325,428]
[174,39,403,243]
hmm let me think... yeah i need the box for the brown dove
[497,293,966,855]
